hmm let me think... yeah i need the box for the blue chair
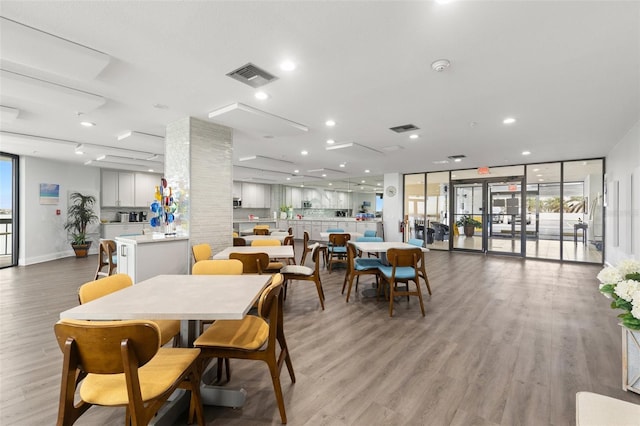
[327,233,350,272]
[326,228,344,233]
[378,247,425,317]
[355,236,383,258]
[342,243,383,302]
[407,239,432,295]
[363,230,377,237]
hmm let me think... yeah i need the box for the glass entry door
[452,178,525,256]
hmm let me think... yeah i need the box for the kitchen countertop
[278,218,382,222]
[115,234,189,244]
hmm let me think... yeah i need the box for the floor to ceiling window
[0,153,18,268]
[402,159,604,264]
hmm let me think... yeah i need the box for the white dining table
[213,245,294,260]
[59,274,273,422]
[241,234,288,244]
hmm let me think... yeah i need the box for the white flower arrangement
[597,259,640,330]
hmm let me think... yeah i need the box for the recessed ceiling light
[361,180,366,183]
[377,183,381,186]
[148,169,154,172]
[96,155,106,161]
[536,174,543,177]
[364,169,370,173]
[325,120,336,127]
[538,178,545,182]
[326,139,335,145]
[339,163,346,168]
[435,0,451,4]
[301,150,308,155]
[294,169,299,173]
[280,60,296,71]
[522,150,531,156]
[83,160,92,165]
[503,117,516,124]
[409,134,419,140]
[451,174,457,178]
[254,91,269,100]
[582,161,588,165]
[329,183,333,186]
[533,168,540,172]
[80,121,95,127]
[286,177,291,180]
[300,184,304,188]
[360,186,364,189]
[454,158,462,162]
[321,174,327,177]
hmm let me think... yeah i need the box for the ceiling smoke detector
[431,59,451,72]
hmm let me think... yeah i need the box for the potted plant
[64,192,99,258]
[456,215,482,237]
[597,260,640,394]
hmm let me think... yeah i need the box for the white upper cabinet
[233,181,242,199]
[102,170,158,208]
[134,173,160,208]
[239,182,271,208]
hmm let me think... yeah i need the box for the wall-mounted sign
[508,184,517,191]
[477,167,490,175]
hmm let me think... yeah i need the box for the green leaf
[626,272,640,281]
[600,284,616,294]
[615,299,633,311]
[622,318,640,330]
[611,300,618,309]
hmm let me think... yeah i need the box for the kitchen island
[115,234,189,283]
[277,218,383,240]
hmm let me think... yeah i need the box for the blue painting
[39,183,60,204]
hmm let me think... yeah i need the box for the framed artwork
[39,183,60,204]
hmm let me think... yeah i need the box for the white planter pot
[622,326,640,394]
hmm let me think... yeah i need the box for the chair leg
[267,357,288,424]
[415,280,426,317]
[389,281,395,317]
[423,272,432,295]
[314,277,325,310]
[345,274,356,303]
[341,271,349,294]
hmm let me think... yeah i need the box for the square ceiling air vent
[226,63,278,88]
[389,124,419,133]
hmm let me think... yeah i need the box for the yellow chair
[192,258,244,381]
[253,228,270,235]
[232,231,239,238]
[94,239,117,279]
[191,243,212,263]
[78,274,181,347]
[194,274,295,424]
[378,248,425,317]
[251,239,281,246]
[281,243,325,310]
[54,319,204,426]
[192,259,243,275]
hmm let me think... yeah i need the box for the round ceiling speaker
[431,59,451,72]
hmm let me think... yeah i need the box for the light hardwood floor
[1,249,639,425]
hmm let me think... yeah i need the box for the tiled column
[165,117,233,258]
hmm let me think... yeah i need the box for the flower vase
[280,211,287,220]
[622,326,640,394]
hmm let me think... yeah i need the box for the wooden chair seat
[193,316,269,351]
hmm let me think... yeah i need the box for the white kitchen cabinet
[134,173,160,208]
[337,191,351,209]
[241,183,271,208]
[101,170,135,207]
[311,221,323,241]
[233,181,242,198]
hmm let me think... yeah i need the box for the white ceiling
[0,1,638,188]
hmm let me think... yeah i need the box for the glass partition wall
[402,159,604,263]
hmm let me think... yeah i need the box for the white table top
[59,274,272,321]
[213,245,295,260]
[241,234,288,244]
[319,231,363,241]
[351,241,429,253]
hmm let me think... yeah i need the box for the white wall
[20,156,101,265]
[383,173,404,242]
[604,119,640,264]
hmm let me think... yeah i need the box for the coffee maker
[138,211,147,222]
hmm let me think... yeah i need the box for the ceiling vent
[448,154,466,160]
[389,124,419,133]
[226,63,278,88]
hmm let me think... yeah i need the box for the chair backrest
[254,224,270,229]
[363,230,377,237]
[284,235,295,247]
[387,248,421,270]
[251,239,281,247]
[355,236,383,243]
[95,239,118,279]
[303,231,310,246]
[408,238,424,247]
[229,252,270,274]
[192,243,212,262]
[287,227,293,235]
[254,228,270,235]
[257,274,284,320]
[232,231,239,238]
[326,228,344,233]
[233,237,247,246]
[192,259,243,275]
[54,319,160,374]
[78,273,132,304]
[329,233,350,246]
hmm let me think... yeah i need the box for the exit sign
[477,167,490,175]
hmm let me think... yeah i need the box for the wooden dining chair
[283,235,296,265]
[250,240,285,271]
[408,238,432,295]
[229,252,270,274]
[281,243,325,310]
[300,231,327,267]
[327,233,350,272]
[342,242,383,303]
[253,228,270,235]
[94,239,117,279]
[233,237,247,246]
[287,227,293,235]
[53,319,204,426]
[78,274,181,347]
[191,243,212,263]
[194,274,295,424]
[191,259,243,382]
[378,248,425,317]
